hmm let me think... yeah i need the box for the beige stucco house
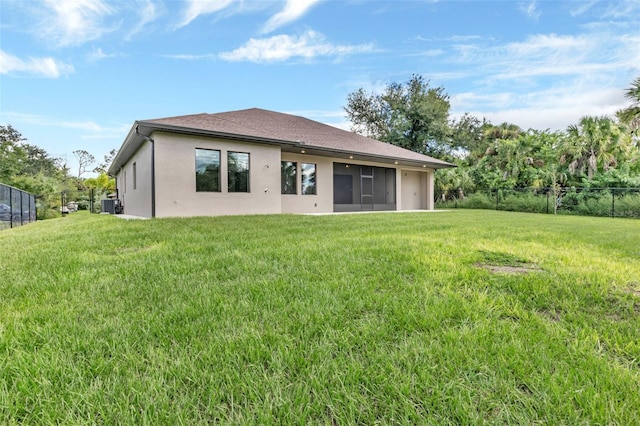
[107,108,454,218]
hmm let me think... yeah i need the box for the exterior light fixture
[394,161,398,165]
[349,155,353,159]
[301,150,305,154]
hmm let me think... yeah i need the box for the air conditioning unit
[101,199,117,214]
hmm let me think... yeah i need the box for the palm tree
[617,77,640,135]
[566,116,619,180]
[483,122,522,141]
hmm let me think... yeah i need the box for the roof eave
[108,122,143,176]
[108,121,456,175]
[285,145,455,169]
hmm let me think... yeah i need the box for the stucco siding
[117,140,153,217]
[400,168,433,210]
[280,153,333,214]
[153,133,281,217]
[114,131,438,217]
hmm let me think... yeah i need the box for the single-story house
[107,108,454,218]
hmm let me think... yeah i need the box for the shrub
[501,191,548,213]
[443,188,640,218]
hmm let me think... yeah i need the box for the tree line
[0,125,116,219]
[345,75,640,203]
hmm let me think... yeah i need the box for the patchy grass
[1,210,639,424]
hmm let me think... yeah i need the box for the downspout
[136,125,156,218]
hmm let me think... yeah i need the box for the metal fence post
[9,187,13,228]
[611,188,615,218]
[546,190,549,214]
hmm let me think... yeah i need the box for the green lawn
[1,210,639,424]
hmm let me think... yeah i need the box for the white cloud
[452,84,628,131]
[519,1,541,20]
[410,49,444,57]
[175,0,235,29]
[262,0,322,34]
[418,35,485,43]
[2,111,129,135]
[505,33,588,56]
[451,92,515,111]
[126,0,162,39]
[162,53,218,60]
[219,30,375,63]
[87,47,120,62]
[569,0,598,16]
[442,26,640,131]
[36,0,116,47]
[0,50,74,78]
[451,32,640,83]
[602,0,640,18]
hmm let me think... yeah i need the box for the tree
[21,144,61,177]
[566,116,621,180]
[84,172,115,191]
[483,122,522,142]
[93,149,118,175]
[344,74,452,157]
[0,125,27,184]
[435,167,475,201]
[617,76,640,136]
[448,113,488,162]
[73,149,96,179]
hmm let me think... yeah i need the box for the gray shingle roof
[109,108,454,175]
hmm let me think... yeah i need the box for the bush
[441,188,640,219]
[614,193,640,218]
[501,191,548,213]
[437,192,495,210]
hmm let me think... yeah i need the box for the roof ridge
[214,107,362,142]
[208,108,295,142]
[142,112,209,122]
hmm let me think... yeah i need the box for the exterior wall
[280,153,333,214]
[153,133,282,218]
[117,140,153,217]
[426,170,434,210]
[399,167,434,210]
[115,131,439,217]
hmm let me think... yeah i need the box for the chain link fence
[436,187,640,219]
[0,183,37,230]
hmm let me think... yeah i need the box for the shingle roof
[109,108,454,175]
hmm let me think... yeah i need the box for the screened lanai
[333,163,396,212]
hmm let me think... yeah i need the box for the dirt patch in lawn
[475,250,543,275]
[477,263,544,274]
[624,282,640,297]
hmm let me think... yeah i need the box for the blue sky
[1,0,639,175]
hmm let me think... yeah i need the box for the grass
[1,210,639,424]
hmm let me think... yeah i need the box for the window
[195,149,221,192]
[228,152,250,192]
[301,163,316,195]
[281,161,297,194]
[133,162,137,190]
